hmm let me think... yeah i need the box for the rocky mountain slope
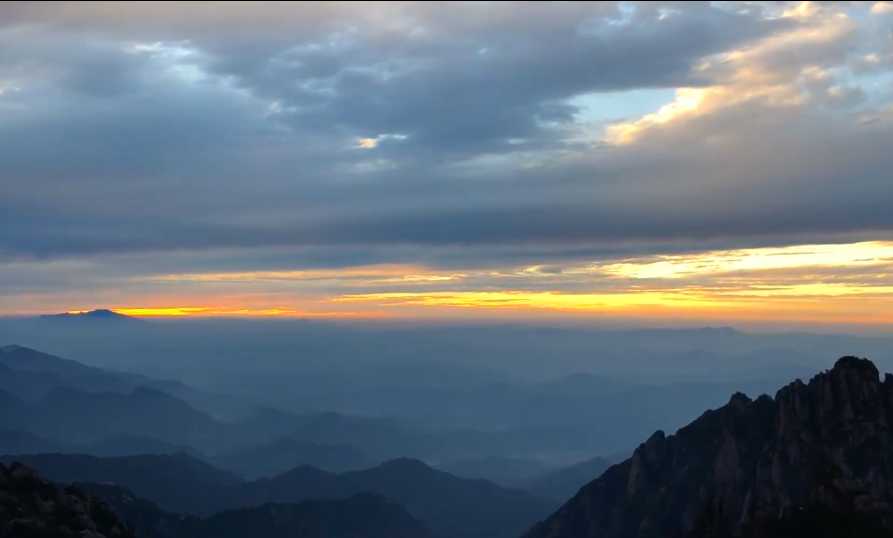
[0,461,136,538]
[522,356,893,538]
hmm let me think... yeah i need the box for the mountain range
[7,338,893,537]
[86,482,436,538]
[522,356,893,538]
[0,461,436,538]
[6,452,554,538]
[0,342,820,466]
[207,436,373,479]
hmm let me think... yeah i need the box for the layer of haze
[3,318,893,466]
[2,1,893,330]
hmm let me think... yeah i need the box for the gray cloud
[0,0,891,275]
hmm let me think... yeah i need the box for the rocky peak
[0,461,136,538]
[521,356,893,538]
[832,355,879,377]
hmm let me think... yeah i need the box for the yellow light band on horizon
[111,307,387,318]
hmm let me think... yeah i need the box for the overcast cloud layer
[2,1,893,323]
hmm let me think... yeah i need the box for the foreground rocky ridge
[0,461,436,538]
[523,356,893,538]
[0,461,136,538]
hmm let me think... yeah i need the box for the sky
[1,1,893,329]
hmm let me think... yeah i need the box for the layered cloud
[2,1,893,326]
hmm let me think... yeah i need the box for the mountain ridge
[79,482,437,538]
[521,356,893,538]
[12,452,554,538]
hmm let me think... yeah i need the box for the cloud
[2,1,893,324]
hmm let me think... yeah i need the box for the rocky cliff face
[522,357,893,538]
[0,461,136,538]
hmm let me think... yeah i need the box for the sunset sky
[2,1,893,329]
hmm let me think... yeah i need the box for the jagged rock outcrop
[0,461,136,538]
[522,357,893,538]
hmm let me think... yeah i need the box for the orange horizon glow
[46,298,893,328]
[4,240,892,327]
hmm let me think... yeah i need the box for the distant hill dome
[39,309,142,322]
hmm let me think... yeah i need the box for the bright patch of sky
[126,41,207,84]
[568,89,678,124]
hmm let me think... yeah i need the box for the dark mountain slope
[0,385,23,409]
[202,494,435,538]
[0,344,145,389]
[521,356,893,538]
[0,344,253,420]
[524,456,613,502]
[0,387,26,431]
[17,452,553,538]
[0,429,72,455]
[0,461,136,538]
[0,360,65,402]
[1,452,243,516]
[27,386,223,446]
[217,457,556,538]
[81,482,436,538]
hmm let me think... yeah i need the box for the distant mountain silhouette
[209,436,372,479]
[82,482,435,538]
[19,453,554,538]
[39,308,144,322]
[0,360,64,403]
[2,452,243,517]
[87,433,205,458]
[0,343,116,376]
[0,461,137,538]
[0,388,26,431]
[0,385,23,409]
[216,457,556,538]
[0,429,72,455]
[140,377,259,420]
[0,344,148,398]
[436,456,553,487]
[0,429,201,459]
[26,386,223,446]
[522,356,893,538]
[228,408,424,460]
[524,456,613,502]
[0,345,512,460]
[0,461,434,538]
